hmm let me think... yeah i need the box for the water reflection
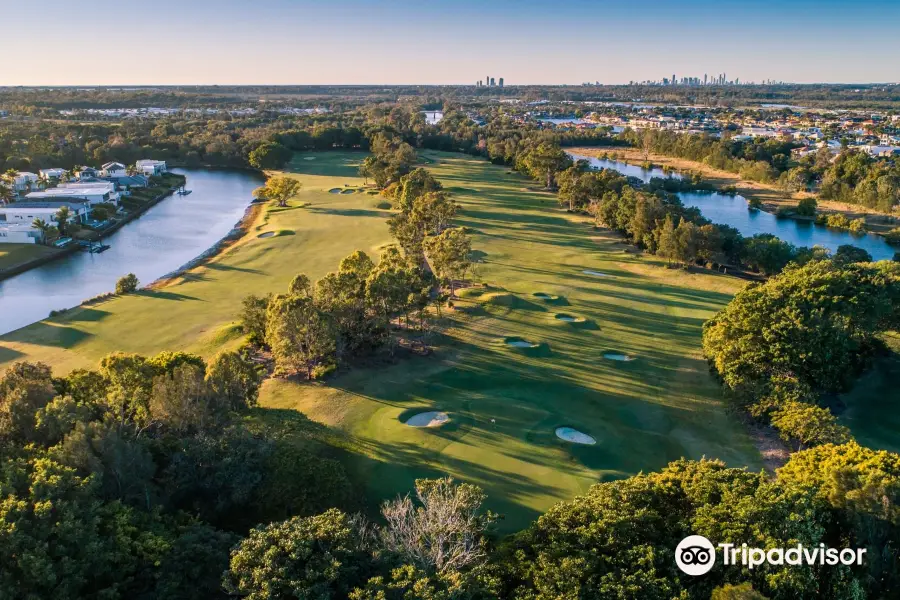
[0,168,262,335]
[572,153,896,261]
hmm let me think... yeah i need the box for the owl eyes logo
[675,535,716,575]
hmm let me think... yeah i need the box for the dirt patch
[746,421,791,474]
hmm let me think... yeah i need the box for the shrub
[115,273,139,294]
[796,197,817,216]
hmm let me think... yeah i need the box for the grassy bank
[0,243,60,274]
[571,146,900,236]
[0,150,763,531]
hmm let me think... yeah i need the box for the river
[0,168,262,335]
[571,153,897,261]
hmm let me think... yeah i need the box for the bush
[796,197,817,216]
[115,273,139,294]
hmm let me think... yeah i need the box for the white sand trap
[257,231,275,238]
[555,314,580,322]
[328,188,342,194]
[405,411,450,427]
[583,270,613,277]
[604,352,636,362]
[507,341,535,348]
[303,156,316,160]
[556,427,597,445]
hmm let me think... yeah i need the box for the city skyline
[1,0,898,86]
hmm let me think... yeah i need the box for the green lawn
[0,243,59,273]
[839,332,900,454]
[0,150,763,531]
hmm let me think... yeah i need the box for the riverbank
[149,199,265,289]
[0,176,185,282]
[571,146,900,237]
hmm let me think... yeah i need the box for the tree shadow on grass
[205,263,266,276]
[306,207,387,219]
[135,290,203,302]
[61,307,111,323]
[0,345,25,364]
[1,322,93,349]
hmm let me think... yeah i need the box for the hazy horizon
[1,0,898,86]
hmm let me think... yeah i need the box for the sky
[1,0,898,86]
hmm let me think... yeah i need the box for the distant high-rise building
[704,73,707,85]
[487,75,491,87]
[489,77,495,86]
[498,77,504,87]
[672,74,676,85]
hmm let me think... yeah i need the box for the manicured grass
[0,150,763,531]
[839,332,900,453]
[0,152,390,372]
[262,150,762,530]
[0,243,59,273]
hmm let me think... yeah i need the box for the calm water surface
[0,168,262,335]
[571,153,896,261]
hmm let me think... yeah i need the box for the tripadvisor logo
[675,535,867,576]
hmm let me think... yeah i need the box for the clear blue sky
[1,0,897,85]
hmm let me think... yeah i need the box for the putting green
[0,150,763,531]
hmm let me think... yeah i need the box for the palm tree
[0,181,13,205]
[32,218,51,241]
[55,205,71,236]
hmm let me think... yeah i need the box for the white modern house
[25,186,116,207]
[0,222,44,244]
[100,162,128,178]
[57,181,120,205]
[135,159,167,176]
[11,172,40,194]
[0,199,91,226]
[39,168,67,182]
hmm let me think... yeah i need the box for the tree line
[243,164,472,380]
[0,349,355,599]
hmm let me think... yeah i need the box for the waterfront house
[135,159,167,176]
[58,181,120,205]
[0,222,43,244]
[103,174,148,191]
[39,168,67,182]
[0,199,90,226]
[26,185,117,207]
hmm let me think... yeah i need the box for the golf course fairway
[0,150,763,531]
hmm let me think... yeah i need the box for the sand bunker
[555,313,584,323]
[505,336,539,348]
[583,270,613,278]
[303,156,316,161]
[533,292,559,301]
[556,427,597,445]
[257,231,275,238]
[405,411,450,427]
[328,188,342,194]
[604,352,636,362]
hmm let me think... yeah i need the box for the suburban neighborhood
[0,159,170,244]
